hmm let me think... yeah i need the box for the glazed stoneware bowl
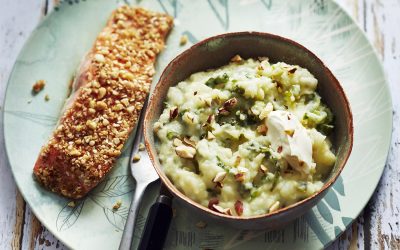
[143,32,353,230]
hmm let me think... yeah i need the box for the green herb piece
[238,184,250,198]
[232,85,245,95]
[316,124,334,135]
[166,131,179,140]
[179,109,189,117]
[304,93,316,104]
[216,156,229,172]
[205,73,229,87]
[250,189,260,199]
[270,171,280,191]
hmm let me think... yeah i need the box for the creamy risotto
[154,56,336,216]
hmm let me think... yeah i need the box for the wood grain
[0,0,399,249]
[11,191,25,250]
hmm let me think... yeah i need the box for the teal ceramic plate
[3,0,392,249]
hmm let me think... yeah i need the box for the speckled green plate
[3,0,392,249]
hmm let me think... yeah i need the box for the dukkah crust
[33,6,173,199]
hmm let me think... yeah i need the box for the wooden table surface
[0,0,399,249]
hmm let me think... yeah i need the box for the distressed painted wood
[0,0,398,249]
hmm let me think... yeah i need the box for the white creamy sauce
[154,58,336,216]
[266,110,315,175]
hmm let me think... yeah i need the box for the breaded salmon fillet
[33,6,173,199]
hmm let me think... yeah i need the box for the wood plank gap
[348,219,359,250]
[363,206,373,250]
[11,191,26,250]
[29,215,43,250]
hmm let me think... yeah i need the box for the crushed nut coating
[33,6,173,199]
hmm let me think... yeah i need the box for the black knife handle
[138,195,173,250]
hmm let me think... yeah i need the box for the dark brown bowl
[144,32,353,229]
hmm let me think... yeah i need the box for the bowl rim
[144,31,353,221]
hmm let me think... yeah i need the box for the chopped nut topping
[153,122,162,133]
[212,205,232,215]
[127,106,135,113]
[206,114,214,124]
[179,34,188,46]
[32,80,45,94]
[86,120,97,130]
[32,6,173,199]
[102,119,110,126]
[207,131,216,140]
[98,87,107,99]
[69,149,81,156]
[113,103,124,111]
[259,102,274,120]
[173,138,183,147]
[169,107,178,120]
[94,53,105,63]
[215,181,224,188]
[132,153,141,162]
[234,156,241,166]
[67,201,76,208]
[212,171,227,183]
[230,54,243,63]
[235,173,245,182]
[203,97,212,107]
[256,124,267,135]
[112,200,122,210]
[183,137,196,148]
[113,138,121,145]
[259,164,268,174]
[285,130,294,137]
[269,201,280,213]
[223,97,238,110]
[234,200,243,216]
[121,98,130,107]
[277,146,283,153]
[218,108,230,116]
[175,145,196,159]
[208,198,219,210]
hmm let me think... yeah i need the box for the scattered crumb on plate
[113,200,122,210]
[180,34,188,46]
[67,201,76,208]
[132,153,141,162]
[44,94,50,101]
[32,80,45,94]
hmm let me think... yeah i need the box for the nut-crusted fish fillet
[33,6,173,199]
